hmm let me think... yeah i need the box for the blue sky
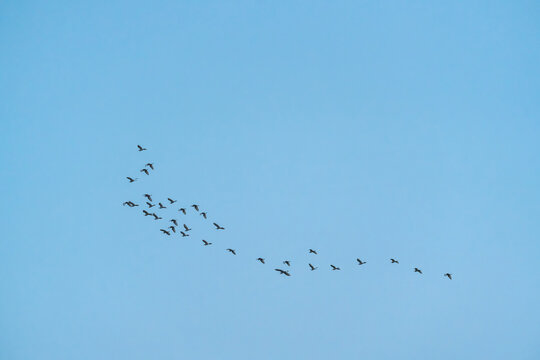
[1,1,539,359]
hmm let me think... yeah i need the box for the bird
[180,231,189,237]
[145,163,154,170]
[183,224,191,232]
[137,145,147,151]
[257,258,265,264]
[144,194,153,202]
[202,240,212,246]
[213,222,225,230]
[330,265,341,270]
[126,177,137,183]
[140,168,149,175]
[357,258,366,265]
[283,260,291,266]
[170,219,178,226]
[123,201,138,207]
[200,212,207,219]
[226,248,236,255]
[146,202,155,208]
[152,214,162,220]
[160,229,170,235]
[414,268,423,274]
[167,198,177,204]
[191,204,199,211]
[444,273,452,280]
[309,249,318,255]
[275,269,291,276]
[142,210,150,216]
[179,208,186,215]
[158,202,166,209]
[169,226,176,233]
[390,258,399,264]
[309,263,318,271]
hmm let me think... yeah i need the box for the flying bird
[309,249,318,255]
[170,219,178,226]
[390,258,399,264]
[202,240,212,246]
[213,223,225,230]
[146,202,155,208]
[274,269,291,276]
[330,265,341,271]
[357,259,366,265]
[180,231,189,237]
[158,202,166,209]
[283,260,291,266]
[145,163,154,170]
[140,168,149,175]
[414,268,423,274]
[152,214,162,220]
[191,204,199,211]
[168,198,177,204]
[123,201,138,207]
[142,210,150,216]
[444,273,452,280]
[126,177,137,183]
[169,226,176,233]
[257,258,265,264]
[179,208,186,215]
[183,224,191,232]
[160,229,171,235]
[137,145,147,151]
[226,248,236,255]
[144,194,153,202]
[200,212,207,219]
[309,263,318,271]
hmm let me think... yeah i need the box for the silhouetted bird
[152,214,162,220]
[414,268,423,274]
[257,258,265,264]
[140,169,149,175]
[183,224,191,232]
[180,231,189,237]
[126,177,137,183]
[142,210,150,216]
[275,269,291,276]
[179,208,186,215]
[202,240,212,246]
[146,202,155,208]
[169,226,176,233]
[283,260,291,266]
[309,263,318,271]
[158,202,166,209]
[226,248,236,255]
[331,265,341,270]
[123,201,138,207]
[145,163,154,170]
[200,212,207,219]
[309,249,318,255]
[357,259,366,265]
[213,223,225,230]
[137,145,147,151]
[160,229,170,235]
[168,198,177,204]
[191,204,199,211]
[390,258,399,264]
[170,219,178,226]
[144,194,153,202]
[444,273,452,280]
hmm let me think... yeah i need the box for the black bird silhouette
[144,194,153,202]
[145,163,154,170]
[179,208,186,215]
[152,213,162,220]
[283,260,291,266]
[226,248,236,255]
[183,224,191,232]
[191,204,199,211]
[180,231,189,237]
[126,177,137,183]
[390,258,399,264]
[123,201,138,207]
[414,268,423,274]
[146,202,155,208]
[170,219,178,226]
[202,240,212,246]
[142,210,150,216]
[357,258,366,265]
[137,145,147,151]
[275,269,291,276]
[309,249,318,255]
[309,263,318,271]
[168,198,177,204]
[140,169,149,175]
[169,226,176,233]
[200,212,207,219]
[213,223,225,230]
[158,202,166,209]
[444,273,452,280]
[330,265,341,270]
[160,229,170,235]
[257,258,265,264]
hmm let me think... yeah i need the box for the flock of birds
[124,144,453,280]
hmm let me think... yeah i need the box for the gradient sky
[1,1,539,359]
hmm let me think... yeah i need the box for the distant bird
[183,224,191,232]
[180,231,189,237]
[331,265,341,271]
[191,204,199,211]
[202,240,212,246]
[158,202,166,209]
[137,145,147,151]
[390,258,399,264]
[213,223,225,230]
[169,226,176,233]
[356,258,366,265]
[142,210,150,216]
[309,249,318,255]
[444,273,452,280]
[144,194,153,202]
[200,212,207,219]
[123,201,138,207]
[145,163,154,170]
[257,258,265,264]
[160,229,170,235]
[168,198,177,204]
[226,248,236,255]
[178,208,186,215]
[275,269,291,276]
[126,177,137,183]
[309,263,318,271]
[152,213,162,220]
[283,260,291,267]
[146,202,155,208]
[140,168,149,175]
[414,268,423,274]
[170,219,178,226]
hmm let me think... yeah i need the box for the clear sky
[1,1,539,359]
